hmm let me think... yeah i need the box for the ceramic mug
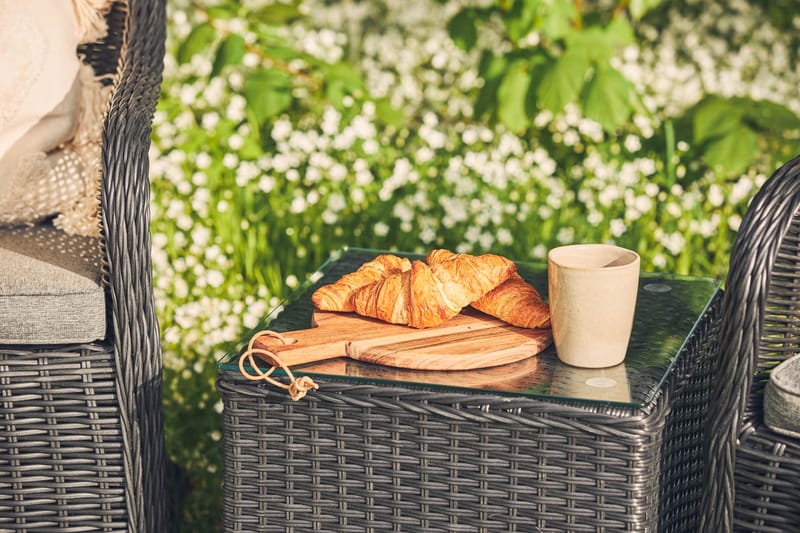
[547,244,640,368]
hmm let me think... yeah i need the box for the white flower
[392,202,414,222]
[228,134,244,150]
[562,130,580,146]
[321,210,337,224]
[328,193,346,212]
[350,188,365,203]
[610,218,627,237]
[730,176,753,204]
[259,175,275,193]
[497,228,513,245]
[223,153,239,169]
[624,135,642,152]
[420,226,436,243]
[321,107,341,136]
[534,110,553,127]
[374,222,389,237]
[206,270,225,288]
[201,112,220,129]
[462,128,479,145]
[556,226,574,244]
[708,184,724,207]
[362,139,379,154]
[272,120,293,142]
[329,163,348,181]
[196,152,212,169]
[355,168,373,186]
[416,146,434,163]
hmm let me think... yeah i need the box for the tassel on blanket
[53,62,114,236]
[72,0,116,43]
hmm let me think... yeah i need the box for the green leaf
[375,98,405,127]
[474,51,508,119]
[205,5,239,19]
[447,9,478,51]
[744,99,800,131]
[253,3,302,24]
[629,0,663,20]
[177,23,216,64]
[564,17,634,64]
[244,69,293,123]
[325,80,347,108]
[262,44,304,63]
[524,53,550,117]
[703,126,759,176]
[478,50,509,81]
[540,0,576,42]
[321,62,364,106]
[565,27,608,61]
[693,96,743,143]
[211,34,246,78]
[582,64,633,132]
[323,62,364,90]
[536,51,590,112]
[504,0,540,44]
[605,16,635,48]
[497,60,533,132]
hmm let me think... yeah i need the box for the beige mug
[547,244,640,368]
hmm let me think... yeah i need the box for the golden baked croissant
[353,253,516,328]
[311,254,411,312]
[426,249,550,329]
[472,273,550,328]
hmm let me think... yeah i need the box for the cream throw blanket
[0,0,115,236]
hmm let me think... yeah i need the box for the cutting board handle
[238,330,321,401]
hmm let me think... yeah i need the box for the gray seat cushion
[765,353,800,439]
[0,224,105,344]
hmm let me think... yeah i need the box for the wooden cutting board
[252,308,552,370]
[304,355,549,390]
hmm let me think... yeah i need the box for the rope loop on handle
[238,330,319,401]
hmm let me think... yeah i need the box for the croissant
[311,254,411,312]
[426,249,550,329]
[354,253,516,328]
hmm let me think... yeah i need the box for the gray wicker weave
[218,254,721,533]
[0,1,170,532]
[701,156,800,532]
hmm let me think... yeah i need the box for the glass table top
[220,247,721,408]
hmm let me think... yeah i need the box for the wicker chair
[701,155,800,531]
[0,1,170,531]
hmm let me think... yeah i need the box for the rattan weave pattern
[0,1,169,531]
[0,344,126,531]
[219,293,719,532]
[701,155,800,532]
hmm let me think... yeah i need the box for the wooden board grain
[254,308,552,370]
[304,355,548,390]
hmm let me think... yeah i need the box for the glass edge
[635,277,723,407]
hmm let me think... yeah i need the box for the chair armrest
[701,155,800,531]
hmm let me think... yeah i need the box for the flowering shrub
[151,0,800,530]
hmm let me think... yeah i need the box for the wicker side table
[218,249,721,532]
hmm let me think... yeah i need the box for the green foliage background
[150,0,800,530]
